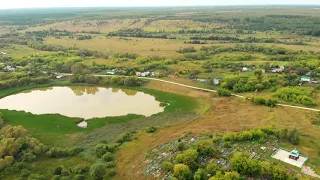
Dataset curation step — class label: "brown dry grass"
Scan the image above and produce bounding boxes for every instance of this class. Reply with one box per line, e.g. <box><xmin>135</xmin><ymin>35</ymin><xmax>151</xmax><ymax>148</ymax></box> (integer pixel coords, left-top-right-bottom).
<box><xmin>115</xmin><ymin>82</ymin><xmax>320</xmax><ymax>180</ymax></box>
<box><xmin>45</xmin><ymin>36</ymin><xmax>209</xmax><ymax>57</ymax></box>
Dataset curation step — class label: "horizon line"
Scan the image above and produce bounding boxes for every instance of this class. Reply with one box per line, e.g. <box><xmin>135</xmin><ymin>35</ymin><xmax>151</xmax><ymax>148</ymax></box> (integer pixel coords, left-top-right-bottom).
<box><xmin>1</xmin><ymin>4</ymin><xmax>320</xmax><ymax>10</ymax></box>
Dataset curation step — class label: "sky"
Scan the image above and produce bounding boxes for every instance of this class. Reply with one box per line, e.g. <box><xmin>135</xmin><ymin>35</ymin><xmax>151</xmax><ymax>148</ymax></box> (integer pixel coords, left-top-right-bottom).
<box><xmin>0</xmin><ymin>0</ymin><xmax>319</xmax><ymax>9</ymax></box>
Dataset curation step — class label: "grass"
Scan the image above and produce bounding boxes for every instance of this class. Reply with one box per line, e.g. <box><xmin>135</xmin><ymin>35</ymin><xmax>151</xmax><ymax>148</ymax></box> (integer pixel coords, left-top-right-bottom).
<box><xmin>115</xmin><ymin>90</ymin><xmax>320</xmax><ymax>179</ymax></box>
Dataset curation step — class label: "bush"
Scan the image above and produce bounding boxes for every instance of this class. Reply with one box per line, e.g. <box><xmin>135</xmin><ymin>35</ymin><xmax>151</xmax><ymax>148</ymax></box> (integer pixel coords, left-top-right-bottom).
<box><xmin>52</xmin><ymin>175</ymin><xmax>61</xmax><ymax>180</ymax></box>
<box><xmin>194</xmin><ymin>168</ymin><xmax>206</xmax><ymax>180</ymax></box>
<box><xmin>116</xmin><ymin>132</ymin><xmax>132</xmax><ymax>144</ymax></box>
<box><xmin>176</xmin><ymin>149</ymin><xmax>198</xmax><ymax>167</ymax></box>
<box><xmin>195</xmin><ymin>140</ymin><xmax>215</xmax><ymax>156</ymax></box>
<box><xmin>206</xmin><ymin>163</ymin><xmax>219</xmax><ymax>176</ymax></box>
<box><xmin>28</xmin><ymin>174</ymin><xmax>46</xmax><ymax>180</ymax></box>
<box><xmin>20</xmin><ymin>169</ymin><xmax>31</xmax><ymax>178</ymax></box>
<box><xmin>73</xmin><ymin>175</ymin><xmax>85</xmax><ymax>180</ymax></box>
<box><xmin>72</xmin><ymin>165</ymin><xmax>89</xmax><ymax>174</ymax></box>
<box><xmin>162</xmin><ymin>161</ymin><xmax>174</xmax><ymax>172</ymax></box>
<box><xmin>89</xmin><ymin>163</ymin><xmax>106</xmax><ymax>180</ymax></box>
<box><xmin>274</xmin><ymin>86</ymin><xmax>315</xmax><ymax>106</ymax></box>
<box><xmin>94</xmin><ymin>143</ymin><xmax>109</xmax><ymax>158</ymax></box>
<box><xmin>53</xmin><ymin>166</ymin><xmax>63</xmax><ymax>175</ymax></box>
<box><xmin>146</xmin><ymin>127</ymin><xmax>157</xmax><ymax>133</ymax></box>
<box><xmin>177</xmin><ymin>142</ymin><xmax>189</xmax><ymax>151</ymax></box>
<box><xmin>105</xmin><ymin>161</ymin><xmax>116</xmax><ymax>168</ymax></box>
<box><xmin>217</xmin><ymin>88</ymin><xmax>232</xmax><ymax>97</ymax></box>
<box><xmin>107</xmin><ymin>168</ymin><xmax>117</xmax><ymax>177</ymax></box>
<box><xmin>173</xmin><ymin>164</ymin><xmax>192</xmax><ymax>180</ymax></box>
<box><xmin>102</xmin><ymin>152</ymin><xmax>115</xmax><ymax>162</ymax></box>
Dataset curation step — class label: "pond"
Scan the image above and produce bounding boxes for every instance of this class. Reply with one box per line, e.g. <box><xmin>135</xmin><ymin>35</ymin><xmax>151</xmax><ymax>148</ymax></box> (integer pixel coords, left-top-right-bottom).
<box><xmin>0</xmin><ymin>86</ymin><xmax>164</xmax><ymax>120</ymax></box>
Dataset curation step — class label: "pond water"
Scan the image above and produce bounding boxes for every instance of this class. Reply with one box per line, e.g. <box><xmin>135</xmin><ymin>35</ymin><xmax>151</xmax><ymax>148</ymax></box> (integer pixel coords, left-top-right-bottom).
<box><xmin>0</xmin><ymin>86</ymin><xmax>164</xmax><ymax>120</ymax></box>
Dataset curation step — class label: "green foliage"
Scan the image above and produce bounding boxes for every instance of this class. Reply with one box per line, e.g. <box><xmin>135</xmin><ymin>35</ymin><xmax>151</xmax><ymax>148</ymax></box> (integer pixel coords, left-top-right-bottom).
<box><xmin>146</xmin><ymin>127</ymin><xmax>157</xmax><ymax>133</ymax></box>
<box><xmin>173</xmin><ymin>164</ymin><xmax>192</xmax><ymax>180</ymax></box>
<box><xmin>177</xmin><ymin>142</ymin><xmax>189</xmax><ymax>151</ymax></box>
<box><xmin>116</xmin><ymin>132</ymin><xmax>133</xmax><ymax>144</ymax></box>
<box><xmin>107</xmin><ymin>168</ymin><xmax>117</xmax><ymax>177</ymax></box>
<box><xmin>194</xmin><ymin>168</ymin><xmax>206</xmax><ymax>180</ymax></box>
<box><xmin>89</xmin><ymin>163</ymin><xmax>106</xmax><ymax>180</ymax></box>
<box><xmin>176</xmin><ymin>149</ymin><xmax>198</xmax><ymax>167</ymax></box>
<box><xmin>274</xmin><ymin>86</ymin><xmax>316</xmax><ymax>106</ymax></box>
<box><xmin>217</xmin><ymin>88</ymin><xmax>232</xmax><ymax>97</ymax></box>
<box><xmin>206</xmin><ymin>163</ymin><xmax>219</xmax><ymax>176</ymax></box>
<box><xmin>195</xmin><ymin>140</ymin><xmax>215</xmax><ymax>156</ymax></box>
<box><xmin>162</xmin><ymin>161</ymin><xmax>174</xmax><ymax>172</ymax></box>
<box><xmin>102</xmin><ymin>152</ymin><xmax>115</xmax><ymax>162</ymax></box>
<box><xmin>71</xmin><ymin>165</ymin><xmax>89</xmax><ymax>174</ymax></box>
<box><xmin>28</xmin><ymin>174</ymin><xmax>47</xmax><ymax>180</ymax></box>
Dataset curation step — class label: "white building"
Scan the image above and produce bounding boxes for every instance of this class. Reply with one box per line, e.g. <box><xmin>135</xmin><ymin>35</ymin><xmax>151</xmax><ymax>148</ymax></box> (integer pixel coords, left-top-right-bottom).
<box><xmin>242</xmin><ymin>67</ymin><xmax>249</xmax><ymax>72</ymax></box>
<box><xmin>3</xmin><ymin>65</ymin><xmax>16</xmax><ymax>72</ymax></box>
<box><xmin>106</xmin><ymin>69</ymin><xmax>116</xmax><ymax>75</ymax></box>
<box><xmin>213</xmin><ymin>78</ymin><xmax>221</xmax><ymax>85</ymax></box>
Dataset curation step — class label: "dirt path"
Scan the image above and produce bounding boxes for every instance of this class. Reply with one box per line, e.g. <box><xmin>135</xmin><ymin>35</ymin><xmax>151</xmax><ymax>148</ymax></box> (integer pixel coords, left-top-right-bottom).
<box><xmin>62</xmin><ymin>73</ymin><xmax>320</xmax><ymax>112</ymax></box>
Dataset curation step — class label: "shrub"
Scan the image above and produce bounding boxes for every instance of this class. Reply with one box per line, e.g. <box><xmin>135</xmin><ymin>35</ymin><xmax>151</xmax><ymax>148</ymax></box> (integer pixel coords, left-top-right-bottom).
<box><xmin>72</xmin><ymin>165</ymin><xmax>89</xmax><ymax>174</ymax></box>
<box><xmin>89</xmin><ymin>163</ymin><xmax>106</xmax><ymax>180</ymax></box>
<box><xmin>222</xmin><ymin>141</ymin><xmax>232</xmax><ymax>148</ymax></box>
<box><xmin>102</xmin><ymin>152</ymin><xmax>114</xmax><ymax>162</ymax></box>
<box><xmin>116</xmin><ymin>132</ymin><xmax>132</xmax><ymax>144</ymax></box>
<box><xmin>176</xmin><ymin>149</ymin><xmax>198</xmax><ymax>167</ymax></box>
<box><xmin>20</xmin><ymin>169</ymin><xmax>31</xmax><ymax>178</ymax></box>
<box><xmin>107</xmin><ymin>168</ymin><xmax>117</xmax><ymax>177</ymax></box>
<box><xmin>217</xmin><ymin>88</ymin><xmax>232</xmax><ymax>97</ymax></box>
<box><xmin>73</xmin><ymin>175</ymin><xmax>85</xmax><ymax>180</ymax></box>
<box><xmin>173</xmin><ymin>164</ymin><xmax>192</xmax><ymax>180</ymax></box>
<box><xmin>94</xmin><ymin>143</ymin><xmax>109</xmax><ymax>158</ymax></box>
<box><xmin>28</xmin><ymin>174</ymin><xmax>46</xmax><ymax>180</ymax></box>
<box><xmin>194</xmin><ymin>168</ymin><xmax>206</xmax><ymax>180</ymax></box>
<box><xmin>162</xmin><ymin>161</ymin><xmax>174</xmax><ymax>172</ymax></box>
<box><xmin>177</xmin><ymin>142</ymin><xmax>189</xmax><ymax>151</ymax></box>
<box><xmin>274</xmin><ymin>86</ymin><xmax>315</xmax><ymax>106</ymax></box>
<box><xmin>146</xmin><ymin>127</ymin><xmax>157</xmax><ymax>133</ymax></box>
<box><xmin>206</xmin><ymin>163</ymin><xmax>219</xmax><ymax>176</ymax></box>
<box><xmin>195</xmin><ymin>140</ymin><xmax>215</xmax><ymax>156</ymax></box>
<box><xmin>53</xmin><ymin>166</ymin><xmax>63</xmax><ymax>175</ymax></box>
<box><xmin>52</xmin><ymin>175</ymin><xmax>61</xmax><ymax>180</ymax></box>
<box><xmin>105</xmin><ymin>161</ymin><xmax>116</xmax><ymax>168</ymax></box>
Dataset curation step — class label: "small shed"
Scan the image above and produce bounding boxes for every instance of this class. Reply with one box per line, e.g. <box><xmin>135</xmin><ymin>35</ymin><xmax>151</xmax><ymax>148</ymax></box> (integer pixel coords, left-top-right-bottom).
<box><xmin>242</xmin><ymin>67</ymin><xmax>249</xmax><ymax>72</ymax></box>
<box><xmin>106</xmin><ymin>69</ymin><xmax>116</xmax><ymax>75</ymax></box>
<box><xmin>300</xmin><ymin>76</ymin><xmax>311</xmax><ymax>82</ymax></box>
<box><xmin>289</xmin><ymin>149</ymin><xmax>300</xmax><ymax>160</ymax></box>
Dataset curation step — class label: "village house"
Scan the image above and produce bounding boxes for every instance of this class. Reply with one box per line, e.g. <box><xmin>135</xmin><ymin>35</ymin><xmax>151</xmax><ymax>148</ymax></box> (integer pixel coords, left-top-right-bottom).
<box><xmin>3</xmin><ymin>65</ymin><xmax>17</xmax><ymax>72</ymax></box>
<box><xmin>136</xmin><ymin>71</ymin><xmax>155</xmax><ymax>77</ymax></box>
<box><xmin>106</xmin><ymin>69</ymin><xmax>116</xmax><ymax>75</ymax></box>
<box><xmin>300</xmin><ymin>76</ymin><xmax>311</xmax><ymax>83</ymax></box>
<box><xmin>0</xmin><ymin>52</ymin><xmax>7</xmax><ymax>55</ymax></box>
<box><xmin>196</xmin><ymin>79</ymin><xmax>207</xmax><ymax>83</ymax></box>
<box><xmin>271</xmin><ymin>66</ymin><xmax>285</xmax><ymax>73</ymax></box>
<box><xmin>242</xmin><ymin>67</ymin><xmax>249</xmax><ymax>72</ymax></box>
<box><xmin>213</xmin><ymin>78</ymin><xmax>221</xmax><ymax>85</ymax></box>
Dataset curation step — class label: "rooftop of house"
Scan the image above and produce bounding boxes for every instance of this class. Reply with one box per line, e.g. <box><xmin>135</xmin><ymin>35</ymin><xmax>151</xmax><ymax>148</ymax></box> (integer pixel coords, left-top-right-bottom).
<box><xmin>289</xmin><ymin>149</ymin><xmax>300</xmax><ymax>157</ymax></box>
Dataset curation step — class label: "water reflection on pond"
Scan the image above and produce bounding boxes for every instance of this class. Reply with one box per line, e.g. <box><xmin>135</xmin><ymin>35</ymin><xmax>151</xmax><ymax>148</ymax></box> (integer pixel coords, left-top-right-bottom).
<box><xmin>0</xmin><ymin>86</ymin><xmax>164</xmax><ymax>119</ymax></box>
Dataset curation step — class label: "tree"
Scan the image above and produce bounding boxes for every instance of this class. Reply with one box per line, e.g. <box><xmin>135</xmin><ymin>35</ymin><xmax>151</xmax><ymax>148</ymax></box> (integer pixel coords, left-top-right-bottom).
<box><xmin>0</xmin><ymin>138</ymin><xmax>22</xmax><ymax>157</ymax></box>
<box><xmin>71</xmin><ymin>63</ymin><xmax>89</xmax><ymax>75</ymax></box>
<box><xmin>102</xmin><ymin>152</ymin><xmax>114</xmax><ymax>162</ymax></box>
<box><xmin>89</xmin><ymin>163</ymin><xmax>106</xmax><ymax>180</ymax></box>
<box><xmin>254</xmin><ymin>69</ymin><xmax>263</xmax><ymax>82</ymax></box>
<box><xmin>173</xmin><ymin>164</ymin><xmax>192</xmax><ymax>180</ymax></box>
<box><xmin>162</xmin><ymin>161</ymin><xmax>174</xmax><ymax>172</ymax></box>
<box><xmin>176</xmin><ymin>149</ymin><xmax>198</xmax><ymax>167</ymax></box>
<box><xmin>195</xmin><ymin>140</ymin><xmax>215</xmax><ymax>156</ymax></box>
<box><xmin>230</xmin><ymin>152</ymin><xmax>260</xmax><ymax>175</ymax></box>
<box><xmin>206</xmin><ymin>163</ymin><xmax>219</xmax><ymax>176</ymax></box>
<box><xmin>217</xmin><ymin>88</ymin><xmax>232</xmax><ymax>97</ymax></box>
<box><xmin>194</xmin><ymin>168</ymin><xmax>206</xmax><ymax>180</ymax></box>
<box><xmin>224</xmin><ymin>171</ymin><xmax>240</xmax><ymax>180</ymax></box>
<box><xmin>123</xmin><ymin>76</ymin><xmax>141</xmax><ymax>86</ymax></box>
<box><xmin>84</xmin><ymin>74</ymin><xmax>100</xmax><ymax>84</ymax></box>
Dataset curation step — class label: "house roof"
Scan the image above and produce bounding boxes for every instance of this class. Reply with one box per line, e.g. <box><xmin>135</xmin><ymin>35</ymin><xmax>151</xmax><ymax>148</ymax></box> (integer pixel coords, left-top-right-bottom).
<box><xmin>289</xmin><ymin>149</ymin><xmax>299</xmax><ymax>157</ymax></box>
<box><xmin>301</xmin><ymin>76</ymin><xmax>310</xmax><ymax>79</ymax></box>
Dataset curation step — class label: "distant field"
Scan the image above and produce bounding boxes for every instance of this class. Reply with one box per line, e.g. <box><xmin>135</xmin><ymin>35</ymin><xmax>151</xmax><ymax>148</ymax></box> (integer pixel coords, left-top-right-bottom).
<box><xmin>45</xmin><ymin>36</ymin><xmax>209</xmax><ymax>57</ymax></box>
